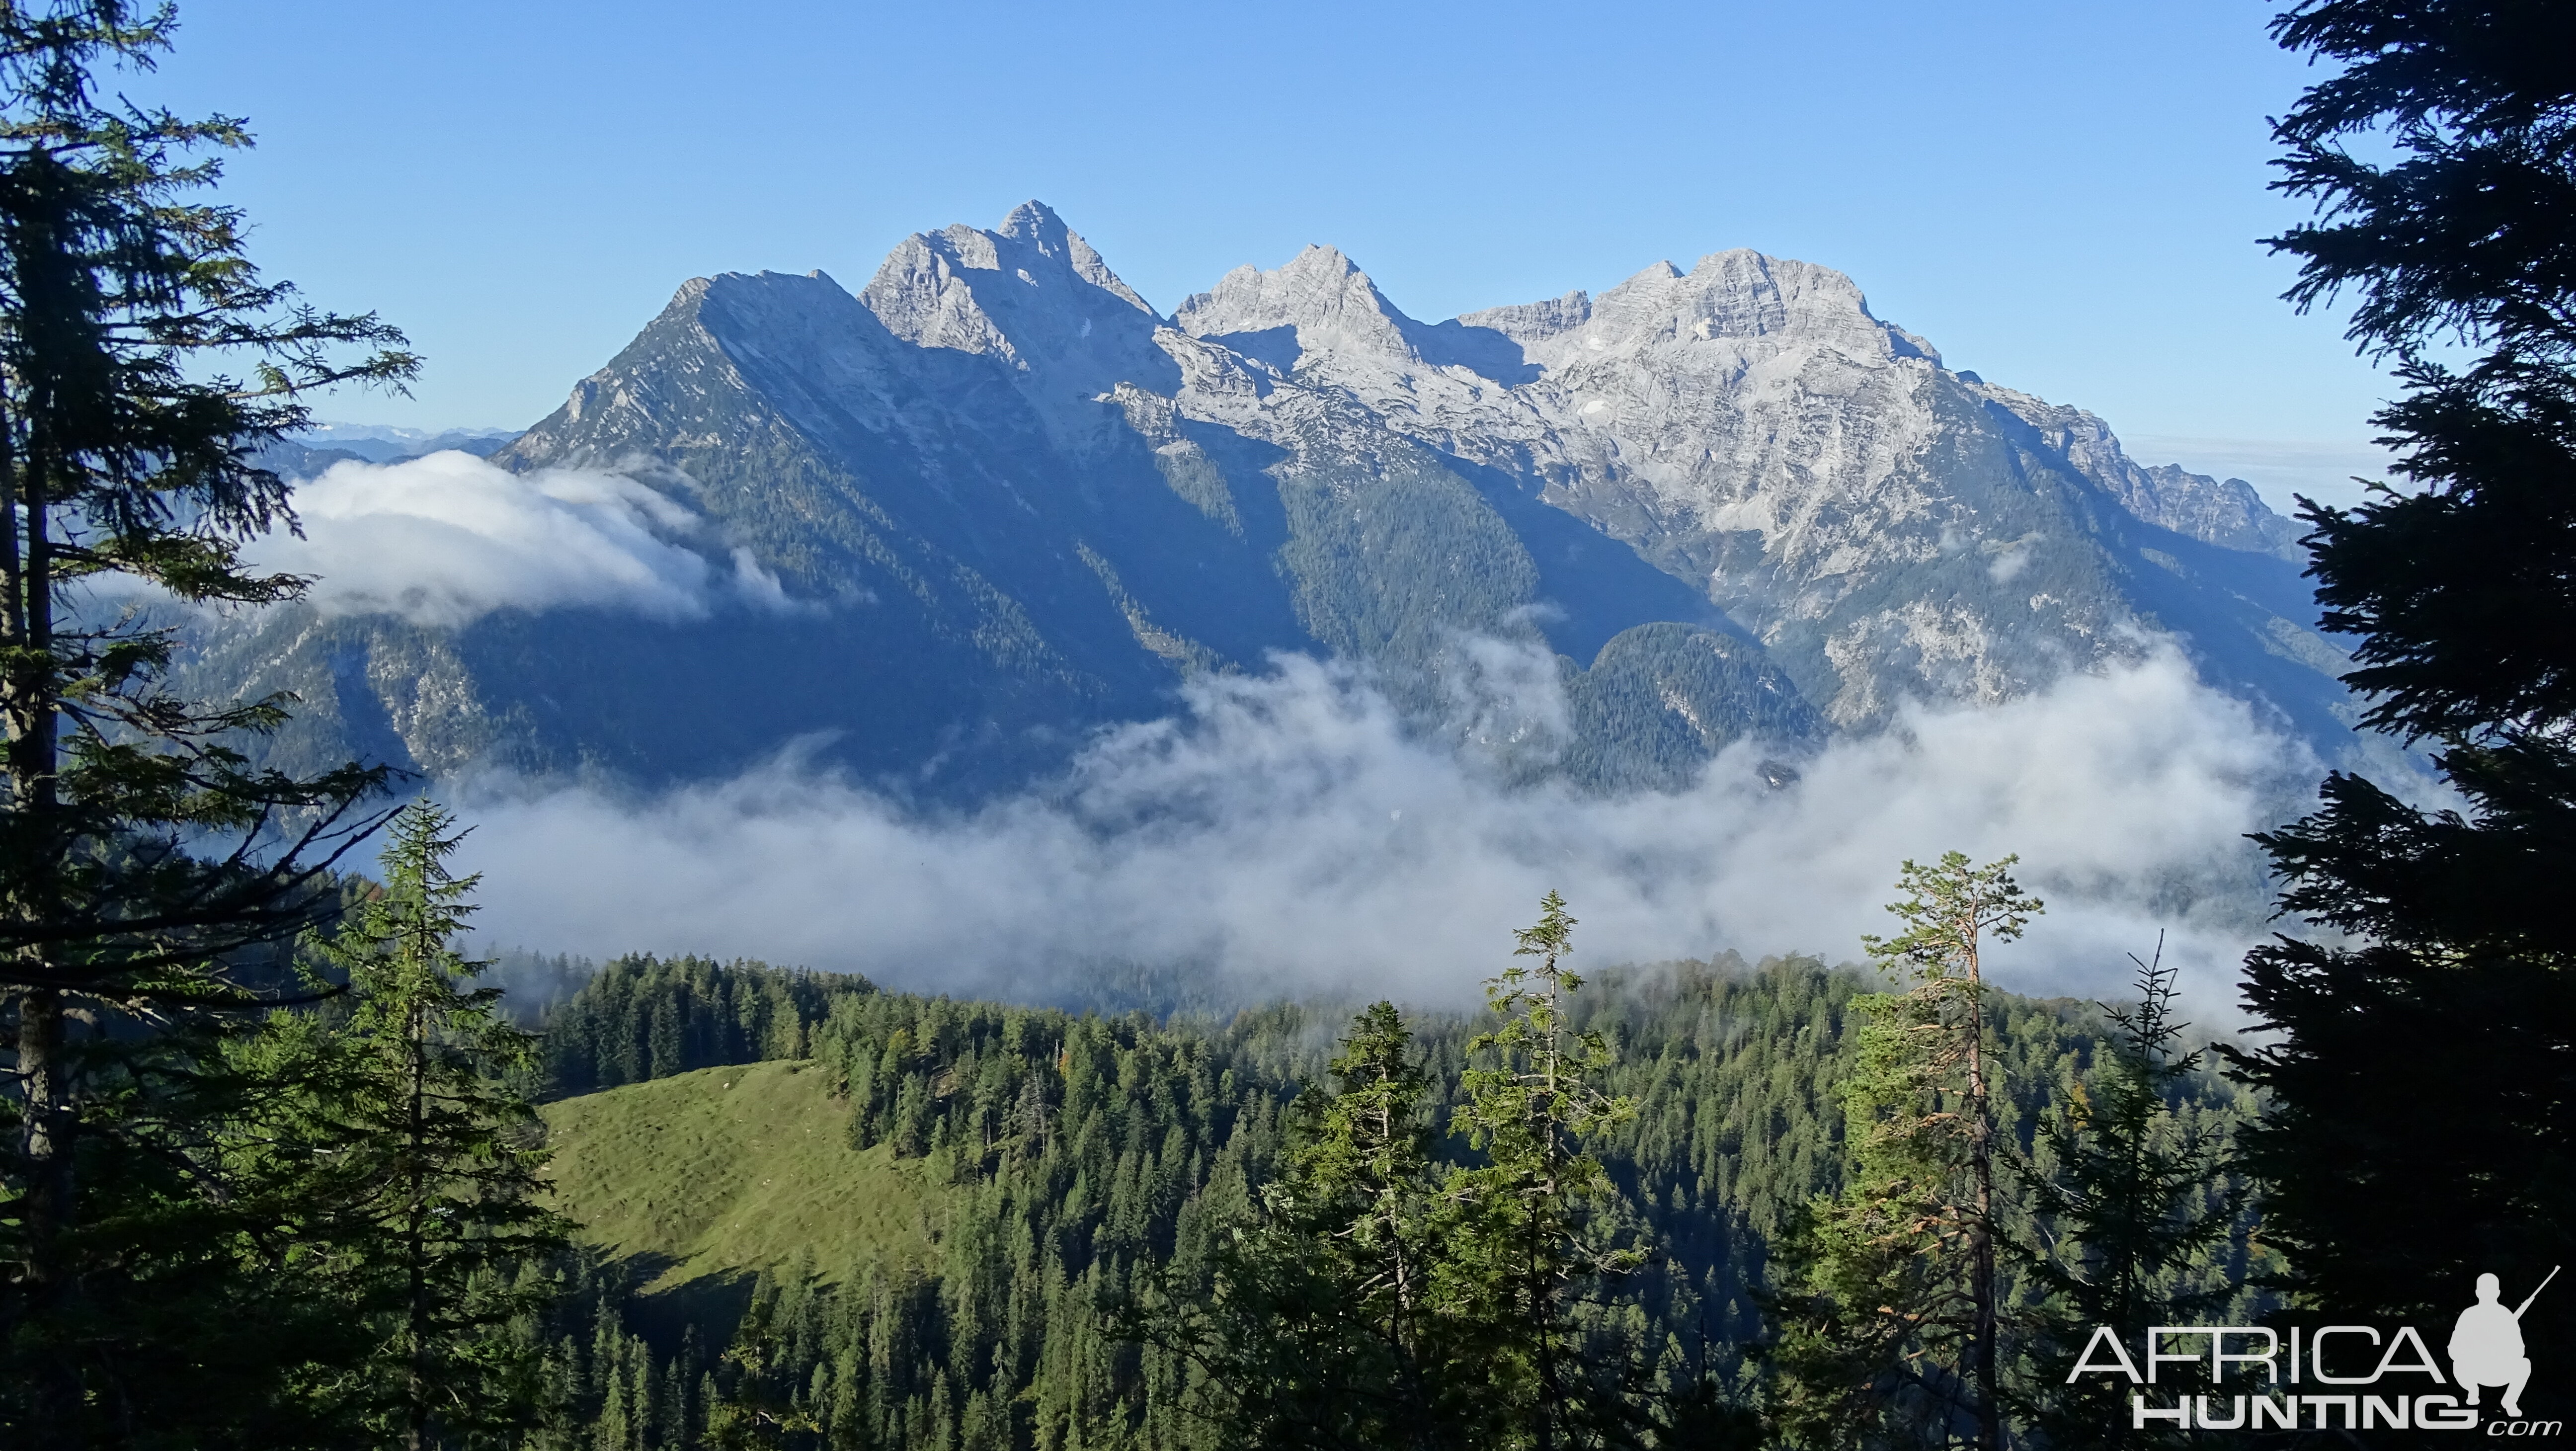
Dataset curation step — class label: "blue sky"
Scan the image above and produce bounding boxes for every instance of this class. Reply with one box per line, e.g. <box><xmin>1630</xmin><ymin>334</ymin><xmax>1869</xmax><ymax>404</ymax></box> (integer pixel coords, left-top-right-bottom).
<box><xmin>152</xmin><ymin>0</ymin><xmax>2395</xmax><ymax>504</ymax></box>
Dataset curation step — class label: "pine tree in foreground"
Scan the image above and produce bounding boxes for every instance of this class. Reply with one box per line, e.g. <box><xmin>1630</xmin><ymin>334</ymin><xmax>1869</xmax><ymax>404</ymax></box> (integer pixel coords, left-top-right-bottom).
<box><xmin>2010</xmin><ymin>940</ymin><xmax>2243</xmax><ymax>1451</ymax></box>
<box><xmin>1139</xmin><ymin>1000</ymin><xmax>1453</xmax><ymax>1451</ymax></box>
<box><xmin>1134</xmin><ymin>895</ymin><xmax>1650</xmax><ymax>1451</ymax></box>
<box><xmin>2228</xmin><ymin>0</ymin><xmax>2576</xmax><ymax>1373</ymax></box>
<box><xmin>1441</xmin><ymin>890</ymin><xmax>1646</xmax><ymax>1451</ymax></box>
<box><xmin>1767</xmin><ymin>853</ymin><xmax>2037</xmax><ymax>1451</ymax></box>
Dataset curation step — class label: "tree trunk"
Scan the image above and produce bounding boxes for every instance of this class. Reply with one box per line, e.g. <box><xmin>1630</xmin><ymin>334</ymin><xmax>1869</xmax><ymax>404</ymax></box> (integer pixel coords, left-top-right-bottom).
<box><xmin>8</xmin><ymin>435</ymin><xmax>77</xmax><ymax>1449</ymax></box>
<box><xmin>406</xmin><ymin>996</ymin><xmax>430</xmax><ymax>1451</ymax></box>
<box><xmin>1531</xmin><ymin>1224</ymin><xmax>1557</xmax><ymax>1451</ymax></box>
<box><xmin>1965</xmin><ymin>925</ymin><xmax>1999</xmax><ymax>1451</ymax></box>
<box><xmin>15</xmin><ymin>985</ymin><xmax>77</xmax><ymax>1449</ymax></box>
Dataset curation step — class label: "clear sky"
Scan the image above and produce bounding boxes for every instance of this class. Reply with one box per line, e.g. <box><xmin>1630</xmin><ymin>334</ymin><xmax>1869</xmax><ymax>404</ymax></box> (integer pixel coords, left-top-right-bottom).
<box><xmin>146</xmin><ymin>0</ymin><xmax>2398</xmax><ymax>505</ymax></box>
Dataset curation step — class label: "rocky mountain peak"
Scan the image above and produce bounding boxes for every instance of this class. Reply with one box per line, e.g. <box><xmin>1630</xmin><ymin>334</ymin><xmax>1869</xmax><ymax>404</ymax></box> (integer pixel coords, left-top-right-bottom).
<box><xmin>229</xmin><ymin>200</ymin><xmax>2363</xmax><ymax>804</ymax></box>
<box><xmin>1468</xmin><ymin>249</ymin><xmax>1933</xmax><ymax>371</ymax></box>
<box><xmin>1173</xmin><ymin>244</ymin><xmax>1419</xmax><ymax>364</ymax></box>
<box><xmin>993</xmin><ymin>199</ymin><xmax>1153</xmax><ymax>316</ymax></box>
<box><xmin>997</xmin><ymin>198</ymin><xmax>1066</xmax><ymax>243</ymax></box>
<box><xmin>857</xmin><ymin>199</ymin><xmax>1172</xmax><ymax>403</ymax></box>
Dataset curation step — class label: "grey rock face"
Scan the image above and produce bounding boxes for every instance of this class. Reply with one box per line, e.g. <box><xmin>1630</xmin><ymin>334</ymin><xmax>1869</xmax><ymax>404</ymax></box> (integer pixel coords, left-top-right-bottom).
<box><xmin>1159</xmin><ymin>238</ymin><xmax>2332</xmax><ymax>737</ymax></box>
<box><xmin>1963</xmin><ymin>382</ymin><xmax>2303</xmax><ymax>560</ymax></box>
<box><xmin>860</xmin><ymin>200</ymin><xmax>1176</xmax><ymax>428</ymax></box>
<box><xmin>189</xmin><ymin>200</ymin><xmax>2348</xmax><ymax>795</ymax></box>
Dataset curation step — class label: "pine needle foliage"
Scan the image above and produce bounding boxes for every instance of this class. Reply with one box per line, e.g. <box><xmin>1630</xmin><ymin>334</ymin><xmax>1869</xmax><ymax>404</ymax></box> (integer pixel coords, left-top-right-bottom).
<box><xmin>281</xmin><ymin>802</ymin><xmax>569</xmax><ymax>1448</ymax></box>
<box><xmin>707</xmin><ymin>1285</ymin><xmax>823</xmax><ymax>1451</ymax></box>
<box><xmin>2232</xmin><ymin>0</ymin><xmax>2576</xmax><ymax>1367</ymax></box>
<box><xmin>1125</xmin><ymin>895</ymin><xmax>1653</xmax><ymax>1451</ymax></box>
<box><xmin>1441</xmin><ymin>891</ymin><xmax>1647</xmax><ymax>1451</ymax></box>
<box><xmin>1136</xmin><ymin>1000</ymin><xmax>1456</xmax><ymax>1451</ymax></box>
<box><xmin>1768</xmin><ymin>853</ymin><xmax>2038</xmax><ymax>1451</ymax></box>
<box><xmin>0</xmin><ymin>3</ymin><xmax>414</xmax><ymax>1442</ymax></box>
<box><xmin>2009</xmin><ymin>941</ymin><xmax>2241</xmax><ymax>1451</ymax></box>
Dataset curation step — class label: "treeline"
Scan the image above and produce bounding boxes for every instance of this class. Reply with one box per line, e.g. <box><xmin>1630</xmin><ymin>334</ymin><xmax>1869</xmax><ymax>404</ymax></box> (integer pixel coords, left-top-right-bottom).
<box><xmin>520</xmin><ymin>919</ymin><xmax>2263</xmax><ymax>1449</ymax></box>
<box><xmin>541</xmin><ymin>955</ymin><xmax>874</xmax><ymax>1095</ymax></box>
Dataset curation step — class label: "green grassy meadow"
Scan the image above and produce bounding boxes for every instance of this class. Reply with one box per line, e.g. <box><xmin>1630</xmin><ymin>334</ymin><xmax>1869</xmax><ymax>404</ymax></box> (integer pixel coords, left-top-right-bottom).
<box><xmin>540</xmin><ymin>1059</ymin><xmax>950</xmax><ymax>1292</ymax></box>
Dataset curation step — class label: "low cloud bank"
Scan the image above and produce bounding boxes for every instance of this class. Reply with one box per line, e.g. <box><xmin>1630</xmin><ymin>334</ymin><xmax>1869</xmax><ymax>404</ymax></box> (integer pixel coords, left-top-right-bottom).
<box><xmin>243</xmin><ymin>452</ymin><xmax>790</xmax><ymax>628</ymax></box>
<box><xmin>450</xmin><ymin>643</ymin><xmax>2316</xmax><ymax>1016</ymax></box>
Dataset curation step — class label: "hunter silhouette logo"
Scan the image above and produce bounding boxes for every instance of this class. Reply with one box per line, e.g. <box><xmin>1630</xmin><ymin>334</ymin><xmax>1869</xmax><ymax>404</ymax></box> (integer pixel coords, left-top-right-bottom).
<box><xmin>2456</xmin><ymin>1267</ymin><xmax>2558</xmax><ymax>1420</ymax></box>
<box><xmin>2069</xmin><ymin>1266</ymin><xmax>2565</xmax><ymax>1434</ymax></box>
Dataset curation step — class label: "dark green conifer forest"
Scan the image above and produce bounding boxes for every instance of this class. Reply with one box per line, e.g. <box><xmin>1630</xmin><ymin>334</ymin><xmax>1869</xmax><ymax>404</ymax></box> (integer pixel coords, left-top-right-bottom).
<box><xmin>514</xmin><ymin>940</ymin><xmax>2265</xmax><ymax>1451</ymax></box>
<box><xmin>1</xmin><ymin>0</ymin><xmax>2568</xmax><ymax>1445</ymax></box>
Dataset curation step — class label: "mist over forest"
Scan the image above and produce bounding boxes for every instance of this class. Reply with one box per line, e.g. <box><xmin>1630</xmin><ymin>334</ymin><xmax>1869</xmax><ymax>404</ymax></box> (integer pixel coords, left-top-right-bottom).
<box><xmin>449</xmin><ymin>638</ymin><xmax>2309</xmax><ymax>1012</ymax></box>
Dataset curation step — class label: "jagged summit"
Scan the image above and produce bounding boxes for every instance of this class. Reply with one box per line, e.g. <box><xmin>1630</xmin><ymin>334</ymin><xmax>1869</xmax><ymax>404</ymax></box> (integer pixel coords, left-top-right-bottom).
<box><xmin>996</xmin><ymin>199</ymin><xmax>1062</xmax><ymax>241</ymax></box>
<box><xmin>196</xmin><ymin>201</ymin><xmax>2348</xmax><ymax>797</ymax></box>
<box><xmin>1175</xmin><ymin>244</ymin><xmax>1418</xmax><ymax>362</ymax></box>
<box><xmin>1464</xmin><ymin>249</ymin><xmax>1938</xmax><ymax>368</ymax></box>
<box><xmin>858</xmin><ymin>199</ymin><xmax>1171</xmax><ymax>405</ymax></box>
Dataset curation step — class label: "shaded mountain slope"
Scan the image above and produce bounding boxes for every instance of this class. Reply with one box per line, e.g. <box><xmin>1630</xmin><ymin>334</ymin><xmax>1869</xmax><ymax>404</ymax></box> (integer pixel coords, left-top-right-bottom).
<box><xmin>182</xmin><ymin>201</ymin><xmax>2351</xmax><ymax>795</ymax></box>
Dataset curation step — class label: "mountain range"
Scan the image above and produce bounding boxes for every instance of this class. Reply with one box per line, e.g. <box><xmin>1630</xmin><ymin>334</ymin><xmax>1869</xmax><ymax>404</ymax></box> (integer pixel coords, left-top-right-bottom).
<box><xmin>189</xmin><ymin>201</ymin><xmax>2352</xmax><ymax>797</ymax></box>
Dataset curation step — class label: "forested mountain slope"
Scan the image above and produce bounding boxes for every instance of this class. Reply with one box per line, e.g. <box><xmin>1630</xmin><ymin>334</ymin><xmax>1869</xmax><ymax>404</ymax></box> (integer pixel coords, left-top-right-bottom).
<box><xmin>179</xmin><ymin>203</ymin><xmax>2352</xmax><ymax>798</ymax></box>
<box><xmin>526</xmin><ymin>956</ymin><xmax>2261</xmax><ymax>1450</ymax></box>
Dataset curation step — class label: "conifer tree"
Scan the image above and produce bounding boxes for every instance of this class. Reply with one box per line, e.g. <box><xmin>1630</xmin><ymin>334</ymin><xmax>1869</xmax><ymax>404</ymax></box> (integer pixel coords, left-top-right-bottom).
<box><xmin>1138</xmin><ymin>904</ymin><xmax>1650</xmax><ymax>1451</ymax></box>
<box><xmin>1769</xmin><ymin>853</ymin><xmax>2038</xmax><ymax>1451</ymax></box>
<box><xmin>706</xmin><ymin>1284</ymin><xmax>819</xmax><ymax>1451</ymax></box>
<box><xmin>1152</xmin><ymin>1000</ymin><xmax>1454</xmax><ymax>1451</ymax></box>
<box><xmin>1442</xmin><ymin>890</ymin><xmax>1644</xmax><ymax>1451</ymax></box>
<box><xmin>1267</xmin><ymin>999</ymin><xmax>1459</xmax><ymax>1447</ymax></box>
<box><xmin>2011</xmin><ymin>942</ymin><xmax>2237</xmax><ymax>1450</ymax></box>
<box><xmin>0</xmin><ymin>2</ymin><xmax>413</xmax><ymax>1441</ymax></box>
<box><xmin>282</xmin><ymin>802</ymin><xmax>567</xmax><ymax>1448</ymax></box>
<box><xmin>1302</xmin><ymin>1001</ymin><xmax>1434</xmax><ymax>1340</ymax></box>
<box><xmin>2228</xmin><ymin>0</ymin><xmax>2576</xmax><ymax>1366</ymax></box>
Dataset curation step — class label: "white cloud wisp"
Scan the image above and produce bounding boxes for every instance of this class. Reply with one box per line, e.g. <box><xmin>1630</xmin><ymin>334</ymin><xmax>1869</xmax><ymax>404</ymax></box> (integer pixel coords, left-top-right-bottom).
<box><xmin>244</xmin><ymin>451</ymin><xmax>783</xmax><ymax>628</ymax></box>
<box><xmin>450</xmin><ymin>643</ymin><xmax>2315</xmax><ymax>1016</ymax></box>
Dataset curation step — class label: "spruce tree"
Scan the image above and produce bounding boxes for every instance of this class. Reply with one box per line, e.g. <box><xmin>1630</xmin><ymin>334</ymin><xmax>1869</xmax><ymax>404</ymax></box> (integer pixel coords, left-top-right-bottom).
<box><xmin>2011</xmin><ymin>942</ymin><xmax>2238</xmax><ymax>1450</ymax></box>
<box><xmin>0</xmin><ymin>2</ymin><xmax>413</xmax><ymax>1442</ymax></box>
<box><xmin>706</xmin><ymin>1284</ymin><xmax>819</xmax><ymax>1451</ymax></box>
<box><xmin>283</xmin><ymin>802</ymin><xmax>568</xmax><ymax>1449</ymax></box>
<box><xmin>1264</xmin><ymin>999</ymin><xmax>1458</xmax><ymax>1448</ymax></box>
<box><xmin>2227</xmin><ymin>0</ymin><xmax>2576</xmax><ymax>1375</ymax></box>
<box><xmin>1146</xmin><ymin>1001</ymin><xmax>1456</xmax><ymax>1451</ymax></box>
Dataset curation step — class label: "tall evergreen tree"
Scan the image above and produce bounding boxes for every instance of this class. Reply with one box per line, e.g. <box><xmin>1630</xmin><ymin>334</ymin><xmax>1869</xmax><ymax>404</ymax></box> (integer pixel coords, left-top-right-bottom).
<box><xmin>2011</xmin><ymin>942</ymin><xmax>2239</xmax><ymax>1450</ymax></box>
<box><xmin>281</xmin><ymin>802</ymin><xmax>567</xmax><ymax>1449</ymax></box>
<box><xmin>2228</xmin><ymin>0</ymin><xmax>2576</xmax><ymax>1380</ymax></box>
<box><xmin>705</xmin><ymin>1284</ymin><xmax>819</xmax><ymax>1451</ymax></box>
<box><xmin>1442</xmin><ymin>891</ymin><xmax>1644</xmax><ymax>1451</ymax></box>
<box><xmin>1142</xmin><ymin>1000</ymin><xmax>1460</xmax><ymax>1451</ymax></box>
<box><xmin>0</xmin><ymin>2</ymin><xmax>413</xmax><ymax>1442</ymax></box>
<box><xmin>1768</xmin><ymin>853</ymin><xmax>2038</xmax><ymax>1451</ymax></box>
<box><xmin>1139</xmin><ymin>900</ymin><xmax>1651</xmax><ymax>1451</ymax></box>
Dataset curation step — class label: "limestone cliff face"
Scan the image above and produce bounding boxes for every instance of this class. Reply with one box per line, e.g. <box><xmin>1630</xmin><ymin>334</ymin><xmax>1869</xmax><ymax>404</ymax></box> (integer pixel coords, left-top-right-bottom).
<box><xmin>1157</xmin><ymin>236</ymin><xmax>2332</xmax><ymax>735</ymax></box>
<box><xmin>191</xmin><ymin>201</ymin><xmax>2348</xmax><ymax>794</ymax></box>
